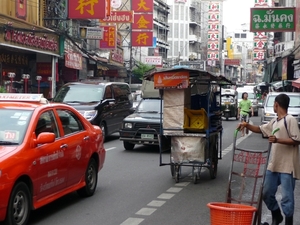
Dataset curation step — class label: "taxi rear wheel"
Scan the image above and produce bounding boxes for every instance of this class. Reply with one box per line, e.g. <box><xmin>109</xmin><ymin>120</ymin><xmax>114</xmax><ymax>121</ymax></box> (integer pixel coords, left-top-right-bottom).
<box><xmin>77</xmin><ymin>158</ymin><xmax>98</xmax><ymax>197</ymax></box>
<box><xmin>5</xmin><ymin>182</ymin><xmax>31</xmax><ymax>225</ymax></box>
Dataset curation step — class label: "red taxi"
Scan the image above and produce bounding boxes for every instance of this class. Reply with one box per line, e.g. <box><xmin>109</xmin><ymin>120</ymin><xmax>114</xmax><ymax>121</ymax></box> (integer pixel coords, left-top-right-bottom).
<box><xmin>0</xmin><ymin>94</ymin><xmax>106</xmax><ymax>225</ymax></box>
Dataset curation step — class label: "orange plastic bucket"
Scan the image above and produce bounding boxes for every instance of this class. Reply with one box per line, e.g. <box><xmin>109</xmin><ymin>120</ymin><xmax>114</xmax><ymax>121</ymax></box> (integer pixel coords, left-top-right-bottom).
<box><xmin>207</xmin><ymin>202</ymin><xmax>256</xmax><ymax>225</ymax></box>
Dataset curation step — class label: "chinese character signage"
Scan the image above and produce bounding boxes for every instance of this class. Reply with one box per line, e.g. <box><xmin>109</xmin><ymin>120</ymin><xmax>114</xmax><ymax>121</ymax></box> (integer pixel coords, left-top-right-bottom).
<box><xmin>294</xmin><ymin>0</ymin><xmax>300</xmax><ymax>59</ymax></box>
<box><xmin>68</xmin><ymin>0</ymin><xmax>109</xmax><ymax>19</ymax></box>
<box><xmin>132</xmin><ymin>31</ymin><xmax>153</xmax><ymax>47</ymax></box>
<box><xmin>252</xmin><ymin>1</ymin><xmax>267</xmax><ymax>63</ymax></box>
<box><xmin>254</xmin><ymin>0</ymin><xmax>268</xmax><ymax>7</ymax></box>
<box><xmin>131</xmin><ymin>0</ymin><xmax>153</xmax><ymax>47</ymax></box>
<box><xmin>132</xmin><ymin>14</ymin><xmax>153</xmax><ymax>30</ymax></box>
<box><xmin>100</xmin><ymin>26</ymin><xmax>116</xmax><ymax>49</ymax></box>
<box><xmin>250</xmin><ymin>7</ymin><xmax>295</xmax><ymax>32</ymax></box>
<box><xmin>132</xmin><ymin>0</ymin><xmax>153</xmax><ymax>13</ymax></box>
<box><xmin>100</xmin><ymin>11</ymin><xmax>134</xmax><ymax>23</ymax></box>
<box><xmin>207</xmin><ymin>2</ymin><xmax>220</xmax><ymax>64</ymax></box>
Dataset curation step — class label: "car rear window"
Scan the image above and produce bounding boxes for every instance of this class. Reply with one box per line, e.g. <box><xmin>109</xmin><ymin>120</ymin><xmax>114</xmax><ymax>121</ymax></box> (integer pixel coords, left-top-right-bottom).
<box><xmin>53</xmin><ymin>85</ymin><xmax>104</xmax><ymax>103</ymax></box>
<box><xmin>137</xmin><ymin>99</ymin><xmax>162</xmax><ymax>113</ymax></box>
<box><xmin>266</xmin><ymin>95</ymin><xmax>300</xmax><ymax>107</ymax></box>
<box><xmin>0</xmin><ymin>109</ymin><xmax>33</xmax><ymax>145</ymax></box>
<box><xmin>237</xmin><ymin>92</ymin><xmax>255</xmax><ymax>99</ymax></box>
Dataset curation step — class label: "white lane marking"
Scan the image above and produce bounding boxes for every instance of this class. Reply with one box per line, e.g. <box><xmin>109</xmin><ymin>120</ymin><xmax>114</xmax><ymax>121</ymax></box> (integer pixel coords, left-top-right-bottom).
<box><xmin>166</xmin><ymin>187</ymin><xmax>183</xmax><ymax>193</ymax></box>
<box><xmin>106</xmin><ymin>147</ymin><xmax>116</xmax><ymax>151</ymax></box>
<box><xmin>120</xmin><ymin>218</ymin><xmax>144</xmax><ymax>225</ymax></box>
<box><xmin>157</xmin><ymin>193</ymin><xmax>175</xmax><ymax>199</ymax></box>
<box><xmin>175</xmin><ymin>182</ymin><xmax>190</xmax><ymax>187</ymax></box>
<box><xmin>147</xmin><ymin>200</ymin><xmax>166</xmax><ymax>207</ymax></box>
<box><xmin>135</xmin><ymin>208</ymin><xmax>157</xmax><ymax>216</ymax></box>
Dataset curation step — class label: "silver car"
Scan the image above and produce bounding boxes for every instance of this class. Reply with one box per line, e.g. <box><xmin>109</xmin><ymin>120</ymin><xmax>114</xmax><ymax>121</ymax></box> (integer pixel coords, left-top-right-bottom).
<box><xmin>261</xmin><ymin>92</ymin><xmax>300</xmax><ymax>126</ymax></box>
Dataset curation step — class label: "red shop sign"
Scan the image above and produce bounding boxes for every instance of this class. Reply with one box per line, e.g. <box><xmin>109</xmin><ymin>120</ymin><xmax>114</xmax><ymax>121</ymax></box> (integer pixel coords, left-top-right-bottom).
<box><xmin>65</xmin><ymin>52</ymin><xmax>82</xmax><ymax>70</ymax></box>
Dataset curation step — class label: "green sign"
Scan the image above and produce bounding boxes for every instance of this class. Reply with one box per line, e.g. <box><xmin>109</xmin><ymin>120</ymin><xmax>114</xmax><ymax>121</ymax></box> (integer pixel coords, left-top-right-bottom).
<box><xmin>250</xmin><ymin>7</ymin><xmax>295</xmax><ymax>32</ymax></box>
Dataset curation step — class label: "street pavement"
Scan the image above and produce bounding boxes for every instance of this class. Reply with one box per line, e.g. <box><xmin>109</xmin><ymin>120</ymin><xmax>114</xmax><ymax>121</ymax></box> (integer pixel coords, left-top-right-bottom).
<box><xmin>236</xmin><ymin>118</ymin><xmax>300</xmax><ymax>225</ymax></box>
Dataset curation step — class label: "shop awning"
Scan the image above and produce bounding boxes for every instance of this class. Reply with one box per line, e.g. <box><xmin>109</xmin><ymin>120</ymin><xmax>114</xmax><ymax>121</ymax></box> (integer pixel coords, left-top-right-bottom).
<box><xmin>292</xmin><ymin>78</ymin><xmax>300</xmax><ymax>89</ymax></box>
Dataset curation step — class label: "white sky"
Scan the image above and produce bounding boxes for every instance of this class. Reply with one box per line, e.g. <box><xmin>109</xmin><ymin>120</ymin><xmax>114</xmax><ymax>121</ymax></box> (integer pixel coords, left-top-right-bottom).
<box><xmin>223</xmin><ymin>0</ymin><xmax>256</xmax><ymax>32</ymax></box>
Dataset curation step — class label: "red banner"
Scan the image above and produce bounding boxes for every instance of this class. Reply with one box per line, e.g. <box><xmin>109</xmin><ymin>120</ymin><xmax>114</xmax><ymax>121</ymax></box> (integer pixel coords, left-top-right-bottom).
<box><xmin>16</xmin><ymin>0</ymin><xmax>27</xmax><ymax>19</ymax></box>
<box><xmin>68</xmin><ymin>0</ymin><xmax>107</xmax><ymax>19</ymax></box>
<box><xmin>132</xmin><ymin>14</ymin><xmax>153</xmax><ymax>30</ymax></box>
<box><xmin>65</xmin><ymin>52</ymin><xmax>82</xmax><ymax>70</ymax></box>
<box><xmin>100</xmin><ymin>26</ymin><xmax>116</xmax><ymax>49</ymax></box>
<box><xmin>131</xmin><ymin>31</ymin><xmax>153</xmax><ymax>47</ymax></box>
<box><xmin>132</xmin><ymin>0</ymin><xmax>153</xmax><ymax>13</ymax></box>
<box><xmin>100</xmin><ymin>11</ymin><xmax>134</xmax><ymax>23</ymax></box>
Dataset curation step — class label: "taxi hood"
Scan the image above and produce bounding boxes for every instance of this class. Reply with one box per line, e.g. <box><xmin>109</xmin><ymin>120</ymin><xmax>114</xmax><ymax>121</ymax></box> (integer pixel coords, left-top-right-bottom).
<box><xmin>0</xmin><ymin>146</ymin><xmax>18</xmax><ymax>158</ymax></box>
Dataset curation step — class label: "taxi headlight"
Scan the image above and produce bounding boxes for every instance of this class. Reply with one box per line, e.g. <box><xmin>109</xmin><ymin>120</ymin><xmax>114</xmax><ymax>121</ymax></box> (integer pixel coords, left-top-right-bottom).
<box><xmin>83</xmin><ymin>110</ymin><xmax>97</xmax><ymax>121</ymax></box>
<box><xmin>124</xmin><ymin>123</ymin><xmax>133</xmax><ymax>129</ymax></box>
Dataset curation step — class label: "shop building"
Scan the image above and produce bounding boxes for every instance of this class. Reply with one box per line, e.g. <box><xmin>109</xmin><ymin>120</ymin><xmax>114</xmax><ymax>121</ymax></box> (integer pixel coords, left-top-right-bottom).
<box><xmin>0</xmin><ymin>12</ymin><xmax>60</xmax><ymax>97</ymax></box>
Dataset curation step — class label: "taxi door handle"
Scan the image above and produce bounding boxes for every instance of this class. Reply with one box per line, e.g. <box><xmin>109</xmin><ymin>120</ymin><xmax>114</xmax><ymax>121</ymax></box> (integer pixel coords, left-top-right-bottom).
<box><xmin>60</xmin><ymin>144</ymin><xmax>68</xmax><ymax>149</ymax></box>
<box><xmin>84</xmin><ymin>136</ymin><xmax>90</xmax><ymax>141</ymax></box>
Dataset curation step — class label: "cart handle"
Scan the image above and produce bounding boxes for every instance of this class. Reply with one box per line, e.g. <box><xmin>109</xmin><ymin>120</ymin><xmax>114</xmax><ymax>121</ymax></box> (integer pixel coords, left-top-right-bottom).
<box><xmin>234</xmin><ymin>127</ymin><xmax>280</xmax><ymax>138</ymax></box>
<box><xmin>272</xmin><ymin>128</ymin><xmax>280</xmax><ymax>135</ymax></box>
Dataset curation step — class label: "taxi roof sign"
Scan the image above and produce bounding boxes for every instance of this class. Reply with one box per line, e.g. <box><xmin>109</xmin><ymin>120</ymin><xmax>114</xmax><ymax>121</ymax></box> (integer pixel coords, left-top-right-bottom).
<box><xmin>0</xmin><ymin>93</ymin><xmax>45</xmax><ymax>102</ymax></box>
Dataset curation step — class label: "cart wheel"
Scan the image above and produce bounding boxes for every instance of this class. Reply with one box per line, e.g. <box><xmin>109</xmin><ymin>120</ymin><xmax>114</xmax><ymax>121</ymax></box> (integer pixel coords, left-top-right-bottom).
<box><xmin>175</xmin><ymin>172</ymin><xmax>180</xmax><ymax>183</ymax></box>
<box><xmin>174</xmin><ymin>165</ymin><xmax>180</xmax><ymax>183</ymax></box>
<box><xmin>193</xmin><ymin>173</ymin><xmax>198</xmax><ymax>184</ymax></box>
<box><xmin>209</xmin><ymin>162</ymin><xmax>218</xmax><ymax>179</ymax></box>
<box><xmin>170</xmin><ymin>164</ymin><xmax>175</xmax><ymax>178</ymax></box>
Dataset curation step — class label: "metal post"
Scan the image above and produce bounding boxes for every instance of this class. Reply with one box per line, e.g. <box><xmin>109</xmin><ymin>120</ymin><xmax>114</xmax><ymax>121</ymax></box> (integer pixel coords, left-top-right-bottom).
<box><xmin>22</xmin><ymin>74</ymin><xmax>30</xmax><ymax>93</ymax></box>
<box><xmin>36</xmin><ymin>76</ymin><xmax>42</xmax><ymax>94</ymax></box>
<box><xmin>129</xmin><ymin>46</ymin><xmax>132</xmax><ymax>84</ymax></box>
<box><xmin>8</xmin><ymin>72</ymin><xmax>15</xmax><ymax>93</ymax></box>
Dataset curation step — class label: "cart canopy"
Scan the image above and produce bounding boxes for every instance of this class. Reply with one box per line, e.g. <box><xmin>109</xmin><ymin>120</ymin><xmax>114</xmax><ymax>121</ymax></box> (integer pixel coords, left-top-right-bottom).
<box><xmin>145</xmin><ymin>68</ymin><xmax>234</xmax><ymax>86</ymax></box>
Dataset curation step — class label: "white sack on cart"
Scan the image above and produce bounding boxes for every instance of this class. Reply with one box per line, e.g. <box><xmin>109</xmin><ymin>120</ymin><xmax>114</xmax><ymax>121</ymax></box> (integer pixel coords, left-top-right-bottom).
<box><xmin>171</xmin><ymin>136</ymin><xmax>206</xmax><ymax>163</ymax></box>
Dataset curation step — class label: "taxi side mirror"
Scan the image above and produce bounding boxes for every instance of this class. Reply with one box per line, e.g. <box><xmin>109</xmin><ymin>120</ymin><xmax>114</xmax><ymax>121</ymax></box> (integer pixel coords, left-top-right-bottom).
<box><xmin>36</xmin><ymin>132</ymin><xmax>55</xmax><ymax>145</ymax></box>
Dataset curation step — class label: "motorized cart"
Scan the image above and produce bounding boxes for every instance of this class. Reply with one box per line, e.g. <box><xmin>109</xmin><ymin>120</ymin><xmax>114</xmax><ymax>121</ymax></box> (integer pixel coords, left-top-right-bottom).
<box><xmin>148</xmin><ymin>68</ymin><xmax>233</xmax><ymax>183</ymax></box>
<box><xmin>221</xmin><ymin>88</ymin><xmax>238</xmax><ymax>121</ymax></box>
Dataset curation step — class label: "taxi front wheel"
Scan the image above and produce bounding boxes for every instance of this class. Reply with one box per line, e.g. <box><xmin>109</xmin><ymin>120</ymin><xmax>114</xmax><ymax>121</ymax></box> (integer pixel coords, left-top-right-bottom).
<box><xmin>77</xmin><ymin>158</ymin><xmax>98</xmax><ymax>197</ymax></box>
<box><xmin>5</xmin><ymin>182</ymin><xmax>31</xmax><ymax>225</ymax></box>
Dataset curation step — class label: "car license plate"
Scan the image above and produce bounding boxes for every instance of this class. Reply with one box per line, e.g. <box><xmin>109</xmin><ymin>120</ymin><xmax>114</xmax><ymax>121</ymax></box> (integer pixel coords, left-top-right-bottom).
<box><xmin>141</xmin><ymin>134</ymin><xmax>154</xmax><ymax>139</ymax></box>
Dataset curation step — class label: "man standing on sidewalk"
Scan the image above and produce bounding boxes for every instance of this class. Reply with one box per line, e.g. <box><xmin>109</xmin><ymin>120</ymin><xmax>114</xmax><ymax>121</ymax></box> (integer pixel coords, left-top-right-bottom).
<box><xmin>238</xmin><ymin>93</ymin><xmax>300</xmax><ymax>225</ymax></box>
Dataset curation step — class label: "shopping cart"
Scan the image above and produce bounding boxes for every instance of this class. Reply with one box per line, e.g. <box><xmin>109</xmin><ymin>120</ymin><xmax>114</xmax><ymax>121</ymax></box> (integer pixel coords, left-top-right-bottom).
<box><xmin>208</xmin><ymin>128</ymin><xmax>279</xmax><ymax>225</ymax></box>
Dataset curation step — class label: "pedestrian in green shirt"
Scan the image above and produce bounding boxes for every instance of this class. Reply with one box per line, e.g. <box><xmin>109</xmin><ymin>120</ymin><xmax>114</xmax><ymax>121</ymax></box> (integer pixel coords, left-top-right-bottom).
<box><xmin>237</xmin><ymin>92</ymin><xmax>254</xmax><ymax>136</ymax></box>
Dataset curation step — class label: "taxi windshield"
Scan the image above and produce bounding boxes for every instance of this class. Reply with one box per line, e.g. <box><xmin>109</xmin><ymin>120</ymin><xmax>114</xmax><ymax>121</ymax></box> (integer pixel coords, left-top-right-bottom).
<box><xmin>0</xmin><ymin>109</ymin><xmax>32</xmax><ymax>145</ymax></box>
<box><xmin>53</xmin><ymin>85</ymin><xmax>104</xmax><ymax>103</ymax></box>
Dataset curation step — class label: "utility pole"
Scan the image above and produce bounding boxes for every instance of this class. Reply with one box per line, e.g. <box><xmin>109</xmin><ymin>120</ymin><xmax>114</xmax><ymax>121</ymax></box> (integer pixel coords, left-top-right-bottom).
<box><xmin>129</xmin><ymin>45</ymin><xmax>132</xmax><ymax>84</ymax></box>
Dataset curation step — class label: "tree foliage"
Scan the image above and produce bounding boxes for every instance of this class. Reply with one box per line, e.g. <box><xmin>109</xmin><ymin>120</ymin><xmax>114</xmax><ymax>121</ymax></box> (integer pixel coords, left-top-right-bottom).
<box><xmin>132</xmin><ymin>61</ymin><xmax>155</xmax><ymax>80</ymax></box>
